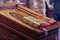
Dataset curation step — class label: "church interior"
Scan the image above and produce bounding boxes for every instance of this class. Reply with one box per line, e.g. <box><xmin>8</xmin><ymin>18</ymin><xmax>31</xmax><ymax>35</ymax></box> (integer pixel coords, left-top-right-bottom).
<box><xmin>0</xmin><ymin>0</ymin><xmax>60</xmax><ymax>40</ymax></box>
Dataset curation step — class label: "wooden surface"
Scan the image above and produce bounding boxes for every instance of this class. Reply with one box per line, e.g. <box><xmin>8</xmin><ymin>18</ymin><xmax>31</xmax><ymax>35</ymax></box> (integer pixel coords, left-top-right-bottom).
<box><xmin>0</xmin><ymin>11</ymin><xmax>59</xmax><ymax>40</ymax></box>
<box><xmin>0</xmin><ymin>4</ymin><xmax>60</xmax><ymax>40</ymax></box>
<box><xmin>0</xmin><ymin>3</ymin><xmax>16</xmax><ymax>7</ymax></box>
<box><xmin>0</xmin><ymin>22</ymin><xmax>33</xmax><ymax>40</ymax></box>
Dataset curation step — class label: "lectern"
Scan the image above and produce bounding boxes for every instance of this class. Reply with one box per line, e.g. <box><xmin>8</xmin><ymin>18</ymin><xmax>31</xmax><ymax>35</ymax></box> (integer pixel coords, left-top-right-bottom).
<box><xmin>0</xmin><ymin>3</ymin><xmax>60</xmax><ymax>40</ymax></box>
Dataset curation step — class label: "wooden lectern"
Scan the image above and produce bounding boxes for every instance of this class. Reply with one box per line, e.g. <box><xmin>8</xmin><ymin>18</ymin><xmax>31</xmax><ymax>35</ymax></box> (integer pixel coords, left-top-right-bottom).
<box><xmin>0</xmin><ymin>3</ymin><xmax>60</xmax><ymax>40</ymax></box>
